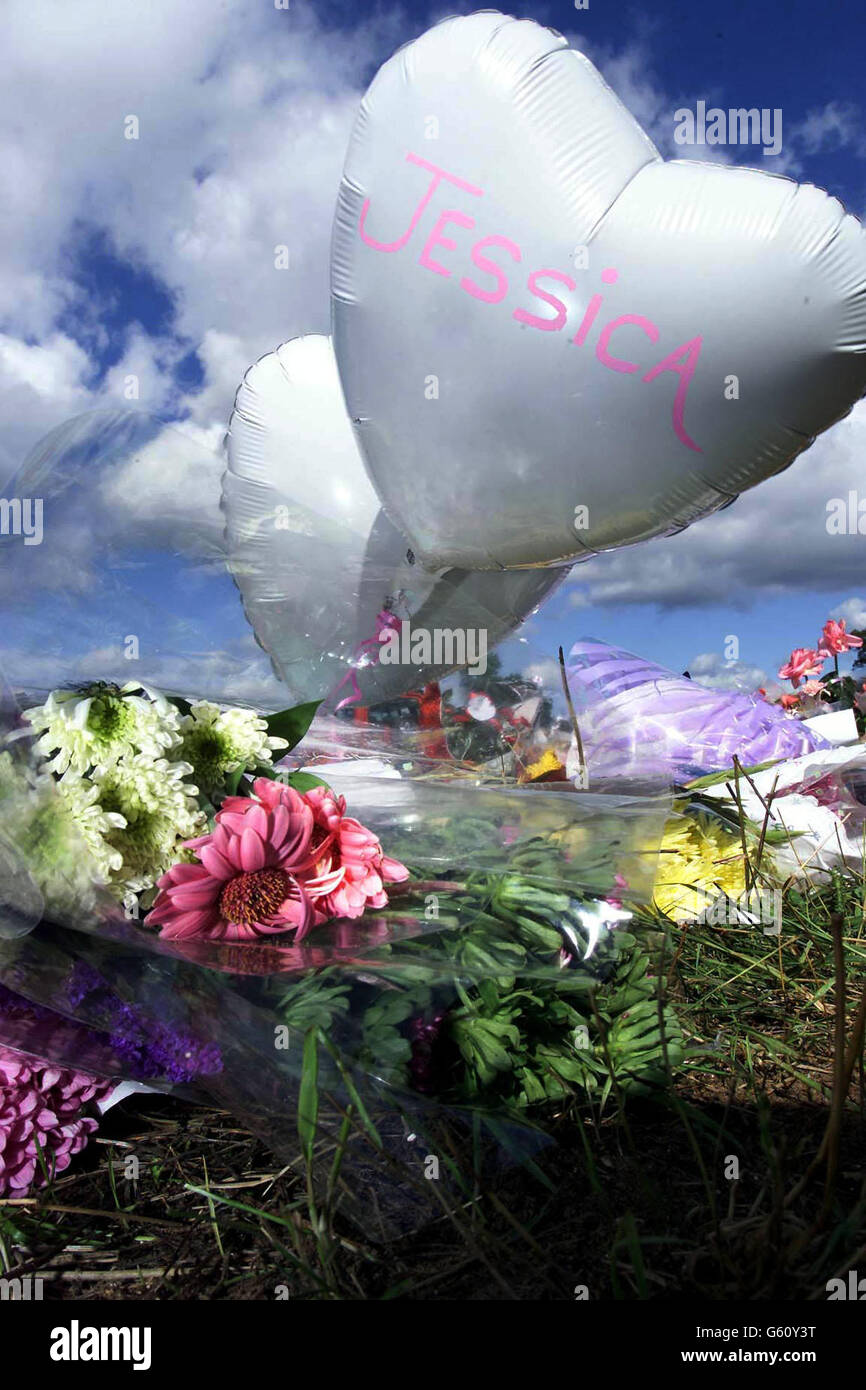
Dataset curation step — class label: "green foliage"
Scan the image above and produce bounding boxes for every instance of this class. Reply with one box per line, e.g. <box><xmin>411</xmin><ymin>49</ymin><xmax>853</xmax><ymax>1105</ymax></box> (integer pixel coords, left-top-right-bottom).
<box><xmin>264</xmin><ymin>700</ymin><xmax>322</xmax><ymax>751</ymax></box>
<box><xmin>277</xmin><ymin>859</ymin><xmax>684</xmax><ymax>1110</ymax></box>
<box><xmin>277</xmin><ymin>971</ymin><xmax>351</xmax><ymax>1034</ymax></box>
<box><xmin>297</xmin><ymin>1027</ymin><xmax>319</xmax><ymax>1167</ymax></box>
<box><xmin>445</xmin><ymin>936</ymin><xmax>682</xmax><ymax>1106</ymax></box>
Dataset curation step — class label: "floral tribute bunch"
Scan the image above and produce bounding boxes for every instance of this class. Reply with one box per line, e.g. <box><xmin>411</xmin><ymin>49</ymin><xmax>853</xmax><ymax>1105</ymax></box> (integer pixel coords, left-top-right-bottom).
<box><xmin>0</xmin><ymin>682</ymin><xmax>414</xmax><ymax>1192</ymax></box>
<box><xmin>1</xmin><ymin>677</ymin><xmax>683</xmax><ymax>1202</ymax></box>
<box><xmin>20</xmin><ymin>682</ymin><xmax>408</xmax><ymax>938</ymax></box>
<box><xmin>0</xmin><ymin>968</ymin><xmax>225</xmax><ymax>1196</ymax></box>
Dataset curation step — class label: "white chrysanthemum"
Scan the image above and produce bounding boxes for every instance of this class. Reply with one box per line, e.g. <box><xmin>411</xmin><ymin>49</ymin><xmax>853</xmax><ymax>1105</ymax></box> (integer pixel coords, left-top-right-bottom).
<box><xmin>176</xmin><ymin>701</ymin><xmax>288</xmax><ymax>791</ymax></box>
<box><xmin>88</xmin><ymin>753</ymin><xmax>205</xmax><ymax>896</ymax></box>
<box><xmin>24</xmin><ymin>683</ymin><xmax>182</xmax><ymax>775</ymax></box>
<box><xmin>55</xmin><ymin>772</ymin><xmax>127</xmax><ymax>883</ymax></box>
<box><xmin>0</xmin><ymin>751</ymin><xmax>104</xmax><ymax>917</ymax></box>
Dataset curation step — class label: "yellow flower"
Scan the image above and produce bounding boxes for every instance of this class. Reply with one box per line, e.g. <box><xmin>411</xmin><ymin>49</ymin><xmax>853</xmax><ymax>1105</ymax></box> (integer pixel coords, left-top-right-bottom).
<box><xmin>653</xmin><ymin>812</ymin><xmax>747</xmax><ymax>922</ymax></box>
<box><xmin>520</xmin><ymin>748</ymin><xmax>565</xmax><ymax>782</ymax></box>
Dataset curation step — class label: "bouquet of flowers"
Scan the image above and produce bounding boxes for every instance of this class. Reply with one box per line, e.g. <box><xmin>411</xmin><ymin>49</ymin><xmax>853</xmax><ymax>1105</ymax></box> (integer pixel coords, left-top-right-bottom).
<box><xmin>0</xmin><ymin>665</ymin><xmax>684</xmax><ymax>1218</ymax></box>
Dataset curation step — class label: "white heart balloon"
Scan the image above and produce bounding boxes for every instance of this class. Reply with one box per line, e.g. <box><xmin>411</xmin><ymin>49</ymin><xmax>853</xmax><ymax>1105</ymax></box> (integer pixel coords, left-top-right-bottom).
<box><xmin>331</xmin><ymin>11</ymin><xmax>866</xmax><ymax>571</ymax></box>
<box><xmin>222</xmin><ymin>336</ymin><xmax>563</xmax><ymax>707</ymax></box>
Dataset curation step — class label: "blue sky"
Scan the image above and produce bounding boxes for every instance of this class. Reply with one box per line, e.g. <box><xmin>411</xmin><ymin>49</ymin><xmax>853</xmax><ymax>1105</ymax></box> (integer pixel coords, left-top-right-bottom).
<box><xmin>1</xmin><ymin>0</ymin><xmax>866</xmax><ymax>703</ymax></box>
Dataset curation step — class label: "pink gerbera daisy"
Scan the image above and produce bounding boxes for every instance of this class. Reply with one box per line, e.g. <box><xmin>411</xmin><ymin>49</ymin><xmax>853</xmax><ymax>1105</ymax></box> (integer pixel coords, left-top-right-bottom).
<box><xmin>147</xmin><ymin>779</ymin><xmax>316</xmax><ymax>942</ymax></box>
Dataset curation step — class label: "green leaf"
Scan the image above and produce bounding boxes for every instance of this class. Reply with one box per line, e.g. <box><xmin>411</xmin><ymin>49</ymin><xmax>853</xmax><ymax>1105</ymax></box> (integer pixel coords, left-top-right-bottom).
<box><xmin>285</xmin><ymin>770</ymin><xmax>331</xmax><ymax>793</ymax></box>
<box><xmin>683</xmin><ymin>758</ymin><xmax>781</xmax><ymax>791</ymax></box>
<box><xmin>297</xmin><ymin>1027</ymin><xmax>319</xmax><ymax>1166</ymax></box>
<box><xmin>265</xmin><ymin>700</ymin><xmax>322</xmax><ymax>751</ymax></box>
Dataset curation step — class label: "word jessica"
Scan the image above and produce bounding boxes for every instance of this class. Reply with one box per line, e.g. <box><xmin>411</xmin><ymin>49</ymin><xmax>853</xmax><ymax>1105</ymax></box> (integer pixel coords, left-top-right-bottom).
<box><xmin>378</xmin><ymin>620</ymin><xmax>488</xmax><ymax>675</ymax></box>
<box><xmin>674</xmin><ymin>102</ymin><xmax>782</xmax><ymax>156</ymax></box>
<box><xmin>358</xmin><ymin>153</ymin><xmax>703</xmax><ymax>453</ymax></box>
<box><xmin>0</xmin><ymin>496</ymin><xmax>43</xmax><ymax>545</ymax></box>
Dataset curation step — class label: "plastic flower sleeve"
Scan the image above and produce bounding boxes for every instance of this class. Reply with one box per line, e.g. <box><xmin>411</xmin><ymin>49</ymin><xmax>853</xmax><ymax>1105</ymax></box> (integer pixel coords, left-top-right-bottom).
<box><xmin>563</xmin><ymin>638</ymin><xmax>831</xmax><ymax>788</ymax></box>
<box><xmin>0</xmin><ymin>681</ymin><xmax>679</xmax><ymax>1234</ymax></box>
<box><xmin>0</xmin><ymin>397</ymin><xmax>681</xmax><ymax>1232</ymax></box>
<box><xmin>698</xmin><ymin>742</ymin><xmax>866</xmax><ymax>881</ymax></box>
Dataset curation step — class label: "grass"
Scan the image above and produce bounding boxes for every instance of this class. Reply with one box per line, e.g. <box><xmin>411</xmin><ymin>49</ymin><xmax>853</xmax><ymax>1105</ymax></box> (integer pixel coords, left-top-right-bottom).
<box><xmin>2</xmin><ymin>865</ymin><xmax>866</xmax><ymax>1301</ymax></box>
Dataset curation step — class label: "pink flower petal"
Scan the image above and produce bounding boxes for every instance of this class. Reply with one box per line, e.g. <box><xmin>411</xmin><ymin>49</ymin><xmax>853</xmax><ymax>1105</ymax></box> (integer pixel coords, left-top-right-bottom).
<box><xmin>240</xmin><ymin>827</ymin><xmax>266</xmax><ymax>872</ymax></box>
<box><xmin>200</xmin><ymin>844</ymin><xmax>236</xmax><ymax>881</ymax></box>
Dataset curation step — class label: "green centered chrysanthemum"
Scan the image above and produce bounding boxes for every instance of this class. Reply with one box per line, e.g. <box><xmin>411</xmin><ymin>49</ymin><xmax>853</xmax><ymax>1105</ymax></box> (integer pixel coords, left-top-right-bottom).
<box><xmin>25</xmin><ymin>682</ymin><xmax>182</xmax><ymax>775</ymax></box>
<box><xmin>176</xmin><ymin>701</ymin><xmax>287</xmax><ymax>793</ymax></box>
<box><xmin>653</xmin><ymin>812</ymin><xmax>748</xmax><ymax>922</ymax></box>
<box><xmin>55</xmin><ymin>772</ymin><xmax>127</xmax><ymax>882</ymax></box>
<box><xmin>89</xmin><ymin>754</ymin><xmax>205</xmax><ymax>896</ymax></box>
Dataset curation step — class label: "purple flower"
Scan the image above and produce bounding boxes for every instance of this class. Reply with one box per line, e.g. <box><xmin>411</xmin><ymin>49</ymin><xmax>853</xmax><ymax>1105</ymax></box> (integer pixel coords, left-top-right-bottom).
<box><xmin>0</xmin><ymin>971</ymin><xmax>222</xmax><ymax>1086</ymax></box>
<box><xmin>0</xmin><ymin>1045</ymin><xmax>114</xmax><ymax>1195</ymax></box>
<box><xmin>409</xmin><ymin>1011</ymin><xmax>448</xmax><ymax>1094</ymax></box>
<box><xmin>59</xmin><ymin>964</ymin><xmax>223</xmax><ymax>1084</ymax></box>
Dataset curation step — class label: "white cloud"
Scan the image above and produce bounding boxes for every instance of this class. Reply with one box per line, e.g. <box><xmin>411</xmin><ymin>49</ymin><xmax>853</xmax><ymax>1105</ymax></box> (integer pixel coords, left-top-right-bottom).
<box><xmin>797</xmin><ymin>102</ymin><xmax>866</xmax><ymax>158</ymax></box>
<box><xmin>1</xmin><ymin>638</ymin><xmax>286</xmax><ymax>709</ymax></box>
<box><xmin>0</xmin><ymin>0</ymin><xmax>404</xmax><ymax>462</ymax></box>
<box><xmin>686</xmin><ymin>651</ymin><xmax>770</xmax><ymax>693</ymax></box>
<box><xmin>99</xmin><ymin>417</ymin><xmax>227</xmax><ymax>535</ymax></box>
<box><xmin>568</xmin><ymin>400</ymin><xmax>866</xmax><ymax>610</ymax></box>
<box><xmin>0</xmin><ymin>333</ymin><xmax>90</xmax><ymax>402</ymax></box>
<box><xmin>830</xmin><ymin>597</ymin><xmax>866</xmax><ymax>632</ymax></box>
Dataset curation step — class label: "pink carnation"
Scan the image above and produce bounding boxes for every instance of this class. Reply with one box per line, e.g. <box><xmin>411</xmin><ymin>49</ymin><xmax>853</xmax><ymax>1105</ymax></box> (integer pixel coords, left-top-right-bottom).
<box><xmin>0</xmin><ymin>1046</ymin><xmax>114</xmax><ymax>1196</ymax></box>
<box><xmin>147</xmin><ymin>778</ymin><xmax>409</xmax><ymax>943</ymax></box>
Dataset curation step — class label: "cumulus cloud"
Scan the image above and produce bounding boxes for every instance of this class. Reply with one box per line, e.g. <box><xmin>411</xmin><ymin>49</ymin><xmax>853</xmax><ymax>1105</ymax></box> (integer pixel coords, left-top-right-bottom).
<box><xmin>0</xmin><ymin>0</ymin><xmax>406</xmax><ymax>466</ymax></box>
<box><xmin>685</xmin><ymin>651</ymin><xmax>770</xmax><ymax>693</ymax></box>
<box><xmin>830</xmin><ymin>597</ymin><xmax>866</xmax><ymax>632</ymax></box>
<box><xmin>0</xmin><ymin>636</ymin><xmax>285</xmax><ymax>709</ymax></box>
<box><xmin>568</xmin><ymin>400</ymin><xmax>866</xmax><ymax>610</ymax></box>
